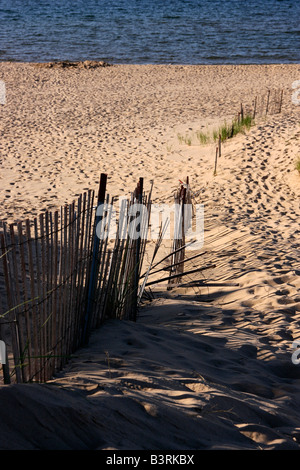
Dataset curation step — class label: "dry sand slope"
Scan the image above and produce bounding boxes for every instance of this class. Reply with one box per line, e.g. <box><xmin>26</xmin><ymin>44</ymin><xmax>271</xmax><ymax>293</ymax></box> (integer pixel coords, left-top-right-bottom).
<box><xmin>0</xmin><ymin>63</ymin><xmax>300</xmax><ymax>450</ymax></box>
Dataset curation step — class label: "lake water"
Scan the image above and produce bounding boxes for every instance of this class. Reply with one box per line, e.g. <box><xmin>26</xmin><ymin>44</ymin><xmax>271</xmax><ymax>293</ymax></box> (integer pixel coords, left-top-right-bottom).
<box><xmin>0</xmin><ymin>0</ymin><xmax>299</xmax><ymax>64</ymax></box>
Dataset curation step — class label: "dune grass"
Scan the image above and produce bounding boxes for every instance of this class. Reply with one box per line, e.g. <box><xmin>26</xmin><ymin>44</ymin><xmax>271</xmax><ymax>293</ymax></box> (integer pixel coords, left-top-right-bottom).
<box><xmin>177</xmin><ymin>113</ymin><xmax>255</xmax><ymax>148</ymax></box>
<box><xmin>295</xmin><ymin>157</ymin><xmax>300</xmax><ymax>173</ymax></box>
<box><xmin>213</xmin><ymin>114</ymin><xmax>254</xmax><ymax>143</ymax></box>
<box><xmin>177</xmin><ymin>133</ymin><xmax>192</xmax><ymax>146</ymax></box>
<box><xmin>196</xmin><ymin>130</ymin><xmax>209</xmax><ymax>145</ymax></box>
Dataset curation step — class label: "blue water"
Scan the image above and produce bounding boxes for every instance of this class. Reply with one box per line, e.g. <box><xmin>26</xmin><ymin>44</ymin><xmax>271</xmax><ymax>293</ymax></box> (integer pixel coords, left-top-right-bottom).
<box><xmin>0</xmin><ymin>0</ymin><xmax>299</xmax><ymax>64</ymax></box>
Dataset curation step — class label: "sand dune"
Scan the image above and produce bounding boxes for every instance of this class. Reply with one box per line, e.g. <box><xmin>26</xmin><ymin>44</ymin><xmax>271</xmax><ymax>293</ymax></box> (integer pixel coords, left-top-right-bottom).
<box><xmin>0</xmin><ymin>63</ymin><xmax>300</xmax><ymax>450</ymax></box>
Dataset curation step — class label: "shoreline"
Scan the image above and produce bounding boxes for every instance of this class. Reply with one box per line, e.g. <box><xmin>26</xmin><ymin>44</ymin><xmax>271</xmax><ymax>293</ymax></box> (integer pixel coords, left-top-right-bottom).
<box><xmin>1</xmin><ymin>60</ymin><xmax>300</xmax><ymax>63</ymax></box>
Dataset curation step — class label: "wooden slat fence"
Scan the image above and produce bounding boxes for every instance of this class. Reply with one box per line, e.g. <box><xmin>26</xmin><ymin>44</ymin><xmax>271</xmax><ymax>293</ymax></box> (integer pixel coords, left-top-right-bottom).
<box><xmin>244</xmin><ymin>88</ymin><xmax>284</xmax><ymax>119</ymax></box>
<box><xmin>0</xmin><ymin>174</ymin><xmax>152</xmax><ymax>384</ymax></box>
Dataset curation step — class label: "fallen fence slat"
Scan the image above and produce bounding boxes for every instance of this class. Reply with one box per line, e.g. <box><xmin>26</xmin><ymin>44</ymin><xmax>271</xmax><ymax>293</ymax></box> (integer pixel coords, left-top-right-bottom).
<box><xmin>145</xmin><ymin>264</ymin><xmax>216</xmax><ymax>287</ymax></box>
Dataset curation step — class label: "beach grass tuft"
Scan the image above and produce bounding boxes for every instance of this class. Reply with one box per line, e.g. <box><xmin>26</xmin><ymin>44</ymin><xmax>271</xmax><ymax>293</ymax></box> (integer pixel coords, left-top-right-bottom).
<box><xmin>196</xmin><ymin>130</ymin><xmax>209</xmax><ymax>145</ymax></box>
<box><xmin>177</xmin><ymin>133</ymin><xmax>192</xmax><ymax>146</ymax></box>
<box><xmin>214</xmin><ymin>114</ymin><xmax>255</xmax><ymax>143</ymax></box>
<box><xmin>176</xmin><ymin>113</ymin><xmax>255</xmax><ymax>148</ymax></box>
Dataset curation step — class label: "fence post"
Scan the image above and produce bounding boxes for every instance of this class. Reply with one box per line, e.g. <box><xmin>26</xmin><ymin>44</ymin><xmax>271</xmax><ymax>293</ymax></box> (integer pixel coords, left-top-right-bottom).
<box><xmin>265</xmin><ymin>90</ymin><xmax>270</xmax><ymax>116</ymax></box>
<box><xmin>0</xmin><ymin>233</ymin><xmax>22</xmax><ymax>383</ymax></box>
<box><xmin>279</xmin><ymin>89</ymin><xmax>283</xmax><ymax>113</ymax></box>
<box><xmin>167</xmin><ymin>178</ymin><xmax>188</xmax><ymax>289</ymax></box>
<box><xmin>253</xmin><ymin>96</ymin><xmax>257</xmax><ymax>119</ymax></box>
<box><xmin>214</xmin><ymin>146</ymin><xmax>218</xmax><ymax>176</ymax></box>
<box><xmin>83</xmin><ymin>173</ymin><xmax>107</xmax><ymax>343</ymax></box>
<box><xmin>2</xmin><ymin>350</ymin><xmax>10</xmax><ymax>385</ymax></box>
<box><xmin>131</xmin><ymin>177</ymin><xmax>144</xmax><ymax>321</ymax></box>
<box><xmin>0</xmin><ymin>306</ymin><xmax>10</xmax><ymax>383</ymax></box>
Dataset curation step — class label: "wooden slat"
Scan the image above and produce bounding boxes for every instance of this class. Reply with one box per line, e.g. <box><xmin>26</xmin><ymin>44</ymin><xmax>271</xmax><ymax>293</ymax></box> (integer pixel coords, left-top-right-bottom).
<box><xmin>61</xmin><ymin>204</ymin><xmax>69</xmax><ymax>369</ymax></box>
<box><xmin>0</xmin><ymin>233</ymin><xmax>22</xmax><ymax>383</ymax></box>
<box><xmin>44</xmin><ymin>211</ymin><xmax>51</xmax><ymax>380</ymax></box>
<box><xmin>83</xmin><ymin>174</ymin><xmax>107</xmax><ymax>343</ymax></box>
<box><xmin>52</xmin><ymin>211</ymin><xmax>59</xmax><ymax>373</ymax></box>
<box><xmin>56</xmin><ymin>206</ymin><xmax>64</xmax><ymax>371</ymax></box>
<box><xmin>33</xmin><ymin>217</ymin><xmax>43</xmax><ymax>382</ymax></box>
<box><xmin>39</xmin><ymin>213</ymin><xmax>47</xmax><ymax>382</ymax></box>
<box><xmin>7</xmin><ymin>223</ymin><xmax>26</xmax><ymax>382</ymax></box>
<box><xmin>25</xmin><ymin>219</ymin><xmax>39</xmax><ymax>381</ymax></box>
<box><xmin>0</xmin><ymin>283</ymin><xmax>11</xmax><ymax>384</ymax></box>
<box><xmin>17</xmin><ymin>221</ymin><xmax>32</xmax><ymax>381</ymax></box>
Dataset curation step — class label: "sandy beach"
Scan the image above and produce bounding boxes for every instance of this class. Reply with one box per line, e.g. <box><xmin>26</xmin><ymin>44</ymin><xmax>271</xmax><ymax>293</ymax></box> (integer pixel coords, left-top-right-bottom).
<box><xmin>0</xmin><ymin>62</ymin><xmax>300</xmax><ymax>450</ymax></box>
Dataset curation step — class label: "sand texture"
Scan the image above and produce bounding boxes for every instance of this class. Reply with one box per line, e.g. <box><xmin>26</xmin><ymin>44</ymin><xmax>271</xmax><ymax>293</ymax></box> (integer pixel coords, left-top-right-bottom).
<box><xmin>0</xmin><ymin>62</ymin><xmax>300</xmax><ymax>450</ymax></box>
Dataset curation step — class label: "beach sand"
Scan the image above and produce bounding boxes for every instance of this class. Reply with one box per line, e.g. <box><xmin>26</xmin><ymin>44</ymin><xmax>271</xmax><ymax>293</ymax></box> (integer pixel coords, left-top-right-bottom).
<box><xmin>0</xmin><ymin>62</ymin><xmax>300</xmax><ymax>450</ymax></box>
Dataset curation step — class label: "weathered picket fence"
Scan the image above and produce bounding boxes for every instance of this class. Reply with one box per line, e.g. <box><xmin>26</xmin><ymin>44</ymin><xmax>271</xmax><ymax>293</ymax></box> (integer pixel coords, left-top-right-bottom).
<box><xmin>0</xmin><ymin>174</ymin><xmax>151</xmax><ymax>384</ymax></box>
<box><xmin>235</xmin><ymin>88</ymin><xmax>283</xmax><ymax>123</ymax></box>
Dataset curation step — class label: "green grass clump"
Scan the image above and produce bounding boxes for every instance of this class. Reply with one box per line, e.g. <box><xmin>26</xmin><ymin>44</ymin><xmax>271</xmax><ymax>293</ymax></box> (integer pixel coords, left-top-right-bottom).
<box><xmin>295</xmin><ymin>157</ymin><xmax>300</xmax><ymax>173</ymax></box>
<box><xmin>177</xmin><ymin>113</ymin><xmax>255</xmax><ymax>148</ymax></box>
<box><xmin>196</xmin><ymin>131</ymin><xmax>209</xmax><ymax>145</ymax></box>
<box><xmin>212</xmin><ymin>130</ymin><xmax>219</xmax><ymax>142</ymax></box>
<box><xmin>177</xmin><ymin>133</ymin><xmax>192</xmax><ymax>146</ymax></box>
<box><xmin>241</xmin><ymin>114</ymin><xmax>253</xmax><ymax>130</ymax></box>
<box><xmin>214</xmin><ymin>114</ymin><xmax>255</xmax><ymax>143</ymax></box>
<box><xmin>177</xmin><ymin>133</ymin><xmax>184</xmax><ymax>144</ymax></box>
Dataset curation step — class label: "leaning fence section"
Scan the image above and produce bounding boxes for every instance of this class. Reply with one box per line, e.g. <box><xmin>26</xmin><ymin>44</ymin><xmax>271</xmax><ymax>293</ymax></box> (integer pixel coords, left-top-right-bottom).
<box><xmin>0</xmin><ymin>174</ymin><xmax>152</xmax><ymax>384</ymax></box>
<box><xmin>167</xmin><ymin>177</ymin><xmax>191</xmax><ymax>289</ymax></box>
